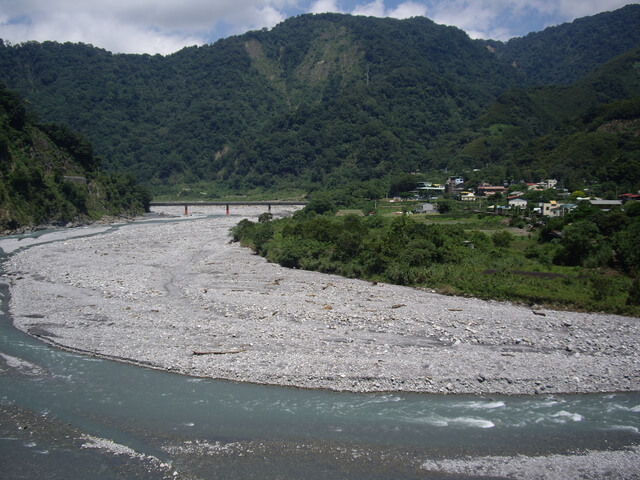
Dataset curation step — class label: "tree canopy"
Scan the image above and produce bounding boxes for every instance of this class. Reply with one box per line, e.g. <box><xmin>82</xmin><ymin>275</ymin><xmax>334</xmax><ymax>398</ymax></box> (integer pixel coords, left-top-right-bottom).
<box><xmin>0</xmin><ymin>83</ymin><xmax>150</xmax><ymax>232</ymax></box>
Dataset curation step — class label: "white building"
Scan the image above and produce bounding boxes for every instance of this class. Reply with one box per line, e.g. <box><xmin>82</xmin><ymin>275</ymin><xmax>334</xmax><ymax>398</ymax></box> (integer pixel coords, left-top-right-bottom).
<box><xmin>416</xmin><ymin>182</ymin><xmax>445</xmax><ymax>196</ymax></box>
<box><xmin>508</xmin><ymin>198</ymin><xmax>528</xmax><ymax>209</ymax></box>
<box><xmin>414</xmin><ymin>203</ymin><xmax>437</xmax><ymax>214</ymax></box>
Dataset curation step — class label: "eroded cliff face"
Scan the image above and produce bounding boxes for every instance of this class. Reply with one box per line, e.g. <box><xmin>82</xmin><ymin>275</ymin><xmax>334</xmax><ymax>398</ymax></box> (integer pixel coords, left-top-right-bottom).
<box><xmin>597</xmin><ymin>118</ymin><xmax>640</xmax><ymax>136</ymax></box>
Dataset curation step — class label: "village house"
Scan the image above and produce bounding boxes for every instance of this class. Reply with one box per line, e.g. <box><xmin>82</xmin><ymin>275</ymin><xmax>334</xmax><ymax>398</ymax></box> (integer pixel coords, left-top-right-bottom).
<box><xmin>413</xmin><ymin>203</ymin><xmax>437</xmax><ymax>214</ymax></box>
<box><xmin>457</xmin><ymin>191</ymin><xmax>476</xmax><ymax>201</ymax></box>
<box><xmin>527</xmin><ymin>179</ymin><xmax>558</xmax><ymax>191</ymax></box>
<box><xmin>539</xmin><ymin>179</ymin><xmax>558</xmax><ymax>189</ymax></box>
<box><xmin>507</xmin><ymin>191</ymin><xmax>526</xmax><ymax>198</ymax></box>
<box><xmin>589</xmin><ymin>199</ymin><xmax>623</xmax><ymax>211</ymax></box>
<box><xmin>540</xmin><ymin>201</ymin><xmax>564</xmax><ymax>217</ymax></box>
<box><xmin>508</xmin><ymin>197</ymin><xmax>528</xmax><ymax>209</ymax></box>
<box><xmin>446</xmin><ymin>177</ymin><xmax>465</xmax><ymax>193</ymax></box>
<box><xmin>619</xmin><ymin>193</ymin><xmax>640</xmax><ymax>203</ymax></box>
<box><xmin>535</xmin><ymin>201</ymin><xmax>576</xmax><ymax>217</ymax></box>
<box><xmin>416</xmin><ymin>182</ymin><xmax>445</xmax><ymax>197</ymax></box>
<box><xmin>477</xmin><ymin>183</ymin><xmax>507</xmax><ymax>196</ymax></box>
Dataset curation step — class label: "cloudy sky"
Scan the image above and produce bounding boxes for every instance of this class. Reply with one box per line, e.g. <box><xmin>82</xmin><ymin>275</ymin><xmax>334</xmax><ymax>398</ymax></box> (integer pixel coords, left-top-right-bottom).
<box><xmin>0</xmin><ymin>0</ymin><xmax>634</xmax><ymax>55</ymax></box>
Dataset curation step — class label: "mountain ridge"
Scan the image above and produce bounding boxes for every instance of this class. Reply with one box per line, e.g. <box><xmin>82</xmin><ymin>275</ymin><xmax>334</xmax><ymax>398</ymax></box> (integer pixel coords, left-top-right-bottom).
<box><xmin>485</xmin><ymin>4</ymin><xmax>640</xmax><ymax>86</ymax></box>
<box><xmin>0</xmin><ymin>7</ymin><xmax>639</xmax><ymax>196</ymax></box>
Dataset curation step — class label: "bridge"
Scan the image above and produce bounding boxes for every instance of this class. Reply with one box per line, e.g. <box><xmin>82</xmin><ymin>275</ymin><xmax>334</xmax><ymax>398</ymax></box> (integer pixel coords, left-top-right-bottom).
<box><xmin>150</xmin><ymin>201</ymin><xmax>307</xmax><ymax>215</ymax></box>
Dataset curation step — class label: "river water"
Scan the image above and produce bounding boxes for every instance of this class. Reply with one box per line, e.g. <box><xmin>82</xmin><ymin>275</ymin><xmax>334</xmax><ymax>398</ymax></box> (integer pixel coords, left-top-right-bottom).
<box><xmin>1</xmin><ymin>222</ymin><xmax>639</xmax><ymax>479</ymax></box>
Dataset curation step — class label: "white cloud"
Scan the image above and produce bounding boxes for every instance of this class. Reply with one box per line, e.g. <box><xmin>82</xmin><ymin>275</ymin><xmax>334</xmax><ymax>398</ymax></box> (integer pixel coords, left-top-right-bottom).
<box><xmin>257</xmin><ymin>5</ymin><xmax>287</xmax><ymax>27</ymax></box>
<box><xmin>389</xmin><ymin>2</ymin><xmax>428</xmax><ymax>19</ymax></box>
<box><xmin>428</xmin><ymin>1</ymin><xmax>499</xmax><ymax>37</ymax></box>
<box><xmin>554</xmin><ymin>0</ymin><xmax>632</xmax><ymax>18</ymax></box>
<box><xmin>224</xmin><ymin>4</ymin><xmax>287</xmax><ymax>38</ymax></box>
<box><xmin>351</xmin><ymin>0</ymin><xmax>426</xmax><ymax>19</ymax></box>
<box><xmin>425</xmin><ymin>0</ymin><xmax>632</xmax><ymax>40</ymax></box>
<box><xmin>0</xmin><ymin>8</ymin><xmax>204</xmax><ymax>54</ymax></box>
<box><xmin>352</xmin><ymin>0</ymin><xmax>386</xmax><ymax>17</ymax></box>
<box><xmin>0</xmin><ymin>0</ymin><xmax>297</xmax><ymax>54</ymax></box>
<box><xmin>504</xmin><ymin>0</ymin><xmax>631</xmax><ymax>19</ymax></box>
<box><xmin>310</xmin><ymin>0</ymin><xmax>343</xmax><ymax>13</ymax></box>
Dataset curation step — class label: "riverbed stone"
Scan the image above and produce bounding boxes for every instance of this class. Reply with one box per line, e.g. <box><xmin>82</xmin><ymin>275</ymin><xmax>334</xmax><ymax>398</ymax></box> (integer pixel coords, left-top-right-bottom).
<box><xmin>3</xmin><ymin>205</ymin><xmax>640</xmax><ymax>396</ymax></box>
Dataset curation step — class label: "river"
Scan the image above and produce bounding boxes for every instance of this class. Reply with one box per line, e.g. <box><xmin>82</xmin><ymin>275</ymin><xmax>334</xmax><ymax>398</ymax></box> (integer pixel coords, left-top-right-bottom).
<box><xmin>1</xmin><ymin>220</ymin><xmax>639</xmax><ymax>479</ymax></box>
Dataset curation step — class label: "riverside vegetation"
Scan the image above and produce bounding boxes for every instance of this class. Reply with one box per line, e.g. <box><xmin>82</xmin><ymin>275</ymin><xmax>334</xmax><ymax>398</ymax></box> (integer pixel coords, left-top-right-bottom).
<box><xmin>232</xmin><ymin>198</ymin><xmax>640</xmax><ymax>316</ymax></box>
<box><xmin>0</xmin><ymin>84</ymin><xmax>151</xmax><ymax>232</ymax></box>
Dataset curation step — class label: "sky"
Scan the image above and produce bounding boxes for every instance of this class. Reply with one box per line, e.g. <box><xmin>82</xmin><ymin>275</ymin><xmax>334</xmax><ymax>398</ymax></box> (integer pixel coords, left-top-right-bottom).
<box><xmin>0</xmin><ymin>0</ymin><xmax>635</xmax><ymax>55</ymax></box>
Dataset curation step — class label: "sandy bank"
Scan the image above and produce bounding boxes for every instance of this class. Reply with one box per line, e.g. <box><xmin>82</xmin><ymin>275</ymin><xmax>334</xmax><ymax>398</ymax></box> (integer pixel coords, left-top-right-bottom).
<box><xmin>3</xmin><ymin>206</ymin><xmax>639</xmax><ymax>394</ymax></box>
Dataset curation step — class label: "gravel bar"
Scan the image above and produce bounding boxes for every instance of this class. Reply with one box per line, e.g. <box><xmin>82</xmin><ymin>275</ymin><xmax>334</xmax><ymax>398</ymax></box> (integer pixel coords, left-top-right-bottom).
<box><xmin>4</xmin><ymin>206</ymin><xmax>640</xmax><ymax>395</ymax></box>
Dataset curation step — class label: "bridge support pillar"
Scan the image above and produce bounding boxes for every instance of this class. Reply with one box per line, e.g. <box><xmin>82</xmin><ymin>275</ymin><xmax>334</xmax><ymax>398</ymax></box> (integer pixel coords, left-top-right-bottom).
<box><xmin>268</xmin><ymin>204</ymin><xmax>271</xmax><ymax>213</ymax></box>
<box><xmin>226</xmin><ymin>203</ymin><xmax>230</xmax><ymax>215</ymax></box>
<box><xmin>184</xmin><ymin>204</ymin><xmax>188</xmax><ymax>216</ymax></box>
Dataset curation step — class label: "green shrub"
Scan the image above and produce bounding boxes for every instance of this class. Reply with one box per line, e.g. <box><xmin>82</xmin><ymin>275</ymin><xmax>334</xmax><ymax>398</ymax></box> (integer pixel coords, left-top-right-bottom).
<box><xmin>627</xmin><ymin>276</ymin><xmax>640</xmax><ymax>306</ymax></box>
<box><xmin>590</xmin><ymin>275</ymin><xmax>617</xmax><ymax>301</ymax></box>
<box><xmin>252</xmin><ymin>222</ymin><xmax>275</xmax><ymax>254</ymax></box>
<box><xmin>230</xmin><ymin>218</ymin><xmax>255</xmax><ymax>242</ymax></box>
<box><xmin>228</xmin><ymin>202</ymin><xmax>640</xmax><ymax>315</ymax></box>
<box><xmin>492</xmin><ymin>230</ymin><xmax>514</xmax><ymax>248</ymax></box>
<box><xmin>613</xmin><ymin>219</ymin><xmax>640</xmax><ymax>274</ymax></box>
<box><xmin>524</xmin><ymin>243</ymin><xmax>558</xmax><ymax>265</ymax></box>
<box><xmin>468</xmin><ymin>230</ymin><xmax>491</xmax><ymax>249</ymax></box>
<box><xmin>385</xmin><ymin>262</ymin><xmax>414</xmax><ymax>285</ymax></box>
<box><xmin>365</xmin><ymin>213</ymin><xmax>384</xmax><ymax>228</ymax></box>
<box><xmin>258</xmin><ymin>212</ymin><xmax>273</xmax><ymax>223</ymax></box>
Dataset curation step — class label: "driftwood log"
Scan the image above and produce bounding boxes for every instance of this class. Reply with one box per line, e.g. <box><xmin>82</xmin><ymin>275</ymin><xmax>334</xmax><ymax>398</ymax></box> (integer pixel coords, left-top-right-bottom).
<box><xmin>192</xmin><ymin>348</ymin><xmax>247</xmax><ymax>356</ymax></box>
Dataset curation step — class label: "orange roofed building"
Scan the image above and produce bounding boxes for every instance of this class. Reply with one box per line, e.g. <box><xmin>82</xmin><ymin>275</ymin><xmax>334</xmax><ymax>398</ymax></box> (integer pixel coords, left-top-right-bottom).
<box><xmin>477</xmin><ymin>183</ymin><xmax>507</xmax><ymax>196</ymax></box>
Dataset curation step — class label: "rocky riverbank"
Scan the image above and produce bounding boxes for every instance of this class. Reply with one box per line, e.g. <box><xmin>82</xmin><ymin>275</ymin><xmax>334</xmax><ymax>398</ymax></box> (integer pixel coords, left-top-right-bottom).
<box><xmin>3</xmin><ymin>206</ymin><xmax>639</xmax><ymax>395</ymax></box>
<box><xmin>0</xmin><ymin>214</ymin><xmax>140</xmax><ymax>237</ymax></box>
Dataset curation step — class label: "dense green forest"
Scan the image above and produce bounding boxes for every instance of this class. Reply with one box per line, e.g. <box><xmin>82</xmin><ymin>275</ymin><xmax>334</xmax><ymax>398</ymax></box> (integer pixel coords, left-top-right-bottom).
<box><xmin>0</xmin><ymin>83</ymin><xmax>151</xmax><ymax>232</ymax></box>
<box><xmin>429</xmin><ymin>47</ymin><xmax>640</xmax><ymax>194</ymax></box>
<box><xmin>0</xmin><ymin>6</ymin><xmax>639</xmax><ymax>197</ymax></box>
<box><xmin>231</xmin><ymin>201</ymin><xmax>640</xmax><ymax>316</ymax></box>
<box><xmin>483</xmin><ymin>4</ymin><xmax>640</xmax><ymax>86</ymax></box>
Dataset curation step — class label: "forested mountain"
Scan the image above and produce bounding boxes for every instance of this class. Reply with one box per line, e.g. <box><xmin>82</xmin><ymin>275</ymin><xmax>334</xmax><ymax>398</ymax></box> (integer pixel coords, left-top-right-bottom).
<box><xmin>0</xmin><ymin>84</ymin><xmax>150</xmax><ymax>232</ymax></box>
<box><xmin>484</xmin><ymin>4</ymin><xmax>640</xmax><ymax>86</ymax></box>
<box><xmin>431</xmin><ymin>47</ymin><xmax>640</xmax><ymax>194</ymax></box>
<box><xmin>0</xmin><ymin>6</ymin><xmax>639</xmax><ymax>197</ymax></box>
<box><xmin>0</xmin><ymin>14</ymin><xmax>521</xmax><ymax>193</ymax></box>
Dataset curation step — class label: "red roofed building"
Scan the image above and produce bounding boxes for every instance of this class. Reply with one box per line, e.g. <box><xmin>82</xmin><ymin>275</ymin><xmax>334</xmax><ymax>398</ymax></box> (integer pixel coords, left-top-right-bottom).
<box><xmin>619</xmin><ymin>193</ymin><xmax>640</xmax><ymax>203</ymax></box>
<box><xmin>477</xmin><ymin>183</ymin><xmax>507</xmax><ymax>196</ymax></box>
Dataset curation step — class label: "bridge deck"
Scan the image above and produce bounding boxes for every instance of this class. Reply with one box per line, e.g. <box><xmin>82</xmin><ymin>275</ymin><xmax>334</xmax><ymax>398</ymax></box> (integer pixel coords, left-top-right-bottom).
<box><xmin>150</xmin><ymin>201</ymin><xmax>307</xmax><ymax>206</ymax></box>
